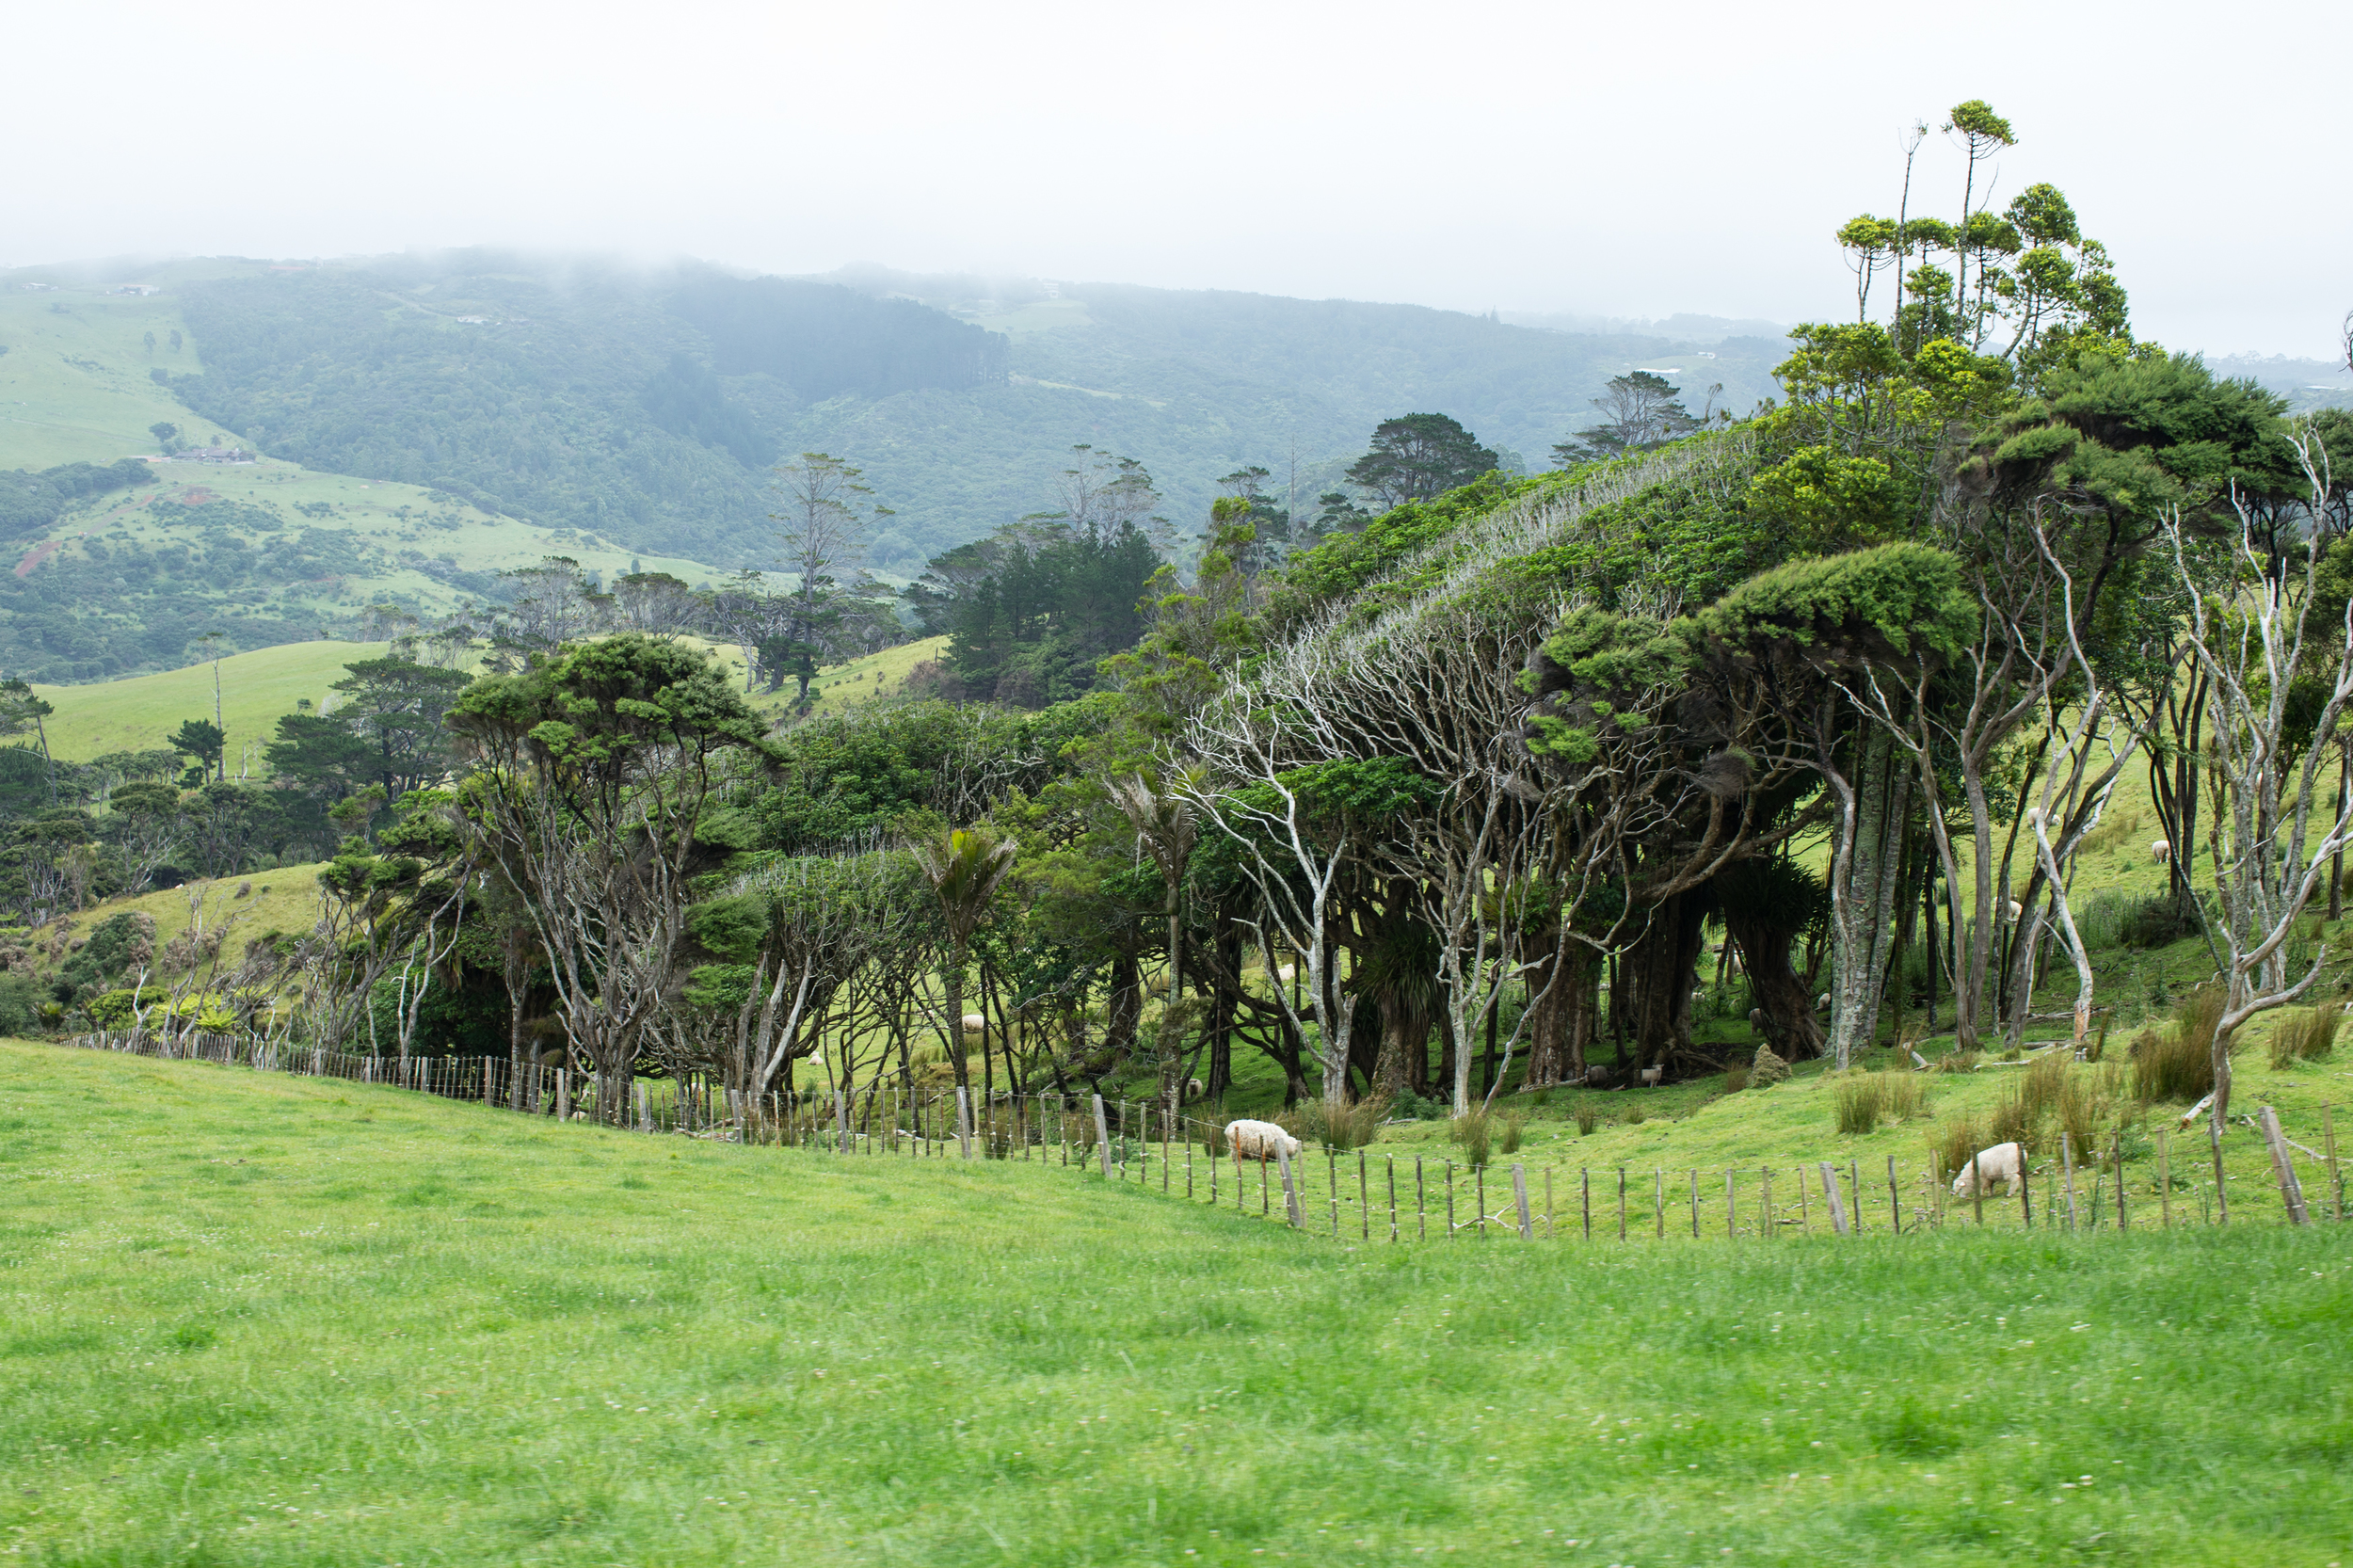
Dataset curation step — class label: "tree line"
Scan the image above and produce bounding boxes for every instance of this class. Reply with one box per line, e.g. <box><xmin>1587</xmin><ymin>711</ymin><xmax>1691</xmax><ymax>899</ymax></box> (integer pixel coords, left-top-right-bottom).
<box><xmin>9</xmin><ymin>103</ymin><xmax>2353</xmax><ymax>1182</ymax></box>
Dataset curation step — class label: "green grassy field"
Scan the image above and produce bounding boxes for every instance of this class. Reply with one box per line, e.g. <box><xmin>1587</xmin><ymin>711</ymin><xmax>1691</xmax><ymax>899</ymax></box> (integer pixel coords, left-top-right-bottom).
<box><xmin>31</xmin><ymin>642</ymin><xmax>390</xmax><ymax>764</ymax></box>
<box><xmin>0</xmin><ymin>1040</ymin><xmax>2347</xmax><ymax>1566</ymax></box>
<box><xmin>0</xmin><ymin>284</ymin><xmax>204</xmax><ymax>471</ymax></box>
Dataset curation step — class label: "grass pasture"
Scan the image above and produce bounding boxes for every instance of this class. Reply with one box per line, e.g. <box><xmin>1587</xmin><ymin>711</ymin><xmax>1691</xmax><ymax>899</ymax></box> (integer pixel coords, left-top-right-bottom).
<box><xmin>2</xmin><ymin>1041</ymin><xmax>2350</xmax><ymax>1565</ymax></box>
<box><xmin>31</xmin><ymin>642</ymin><xmax>390</xmax><ymax>764</ymax></box>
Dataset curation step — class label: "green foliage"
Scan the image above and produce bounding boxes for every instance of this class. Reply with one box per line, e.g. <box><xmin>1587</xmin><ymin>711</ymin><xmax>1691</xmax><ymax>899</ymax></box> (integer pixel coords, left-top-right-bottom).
<box><xmin>0</xmin><ymin>458</ymin><xmax>152</xmax><ymax>543</ymax></box>
<box><xmin>1343</xmin><ymin>413</ymin><xmax>1500</xmax><ymax>508</ymax></box>
<box><xmin>1689</xmin><ymin>541</ymin><xmax>1977</xmax><ymax>666</ymax></box>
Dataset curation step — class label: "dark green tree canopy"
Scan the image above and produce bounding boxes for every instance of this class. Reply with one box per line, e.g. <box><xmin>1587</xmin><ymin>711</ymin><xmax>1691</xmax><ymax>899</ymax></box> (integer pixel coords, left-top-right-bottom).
<box><xmin>1344</xmin><ymin>414</ymin><xmax>1500</xmax><ymax>510</ymax></box>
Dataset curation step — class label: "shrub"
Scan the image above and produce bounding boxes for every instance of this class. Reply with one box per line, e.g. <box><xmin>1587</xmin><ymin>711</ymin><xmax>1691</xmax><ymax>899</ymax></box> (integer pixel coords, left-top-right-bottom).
<box><xmin>1835</xmin><ymin>1075</ymin><xmax>1885</xmax><ymax>1135</ymax></box>
<box><xmin>1498</xmin><ymin>1112</ymin><xmax>1526</xmax><ymax>1157</ymax></box>
<box><xmin>2268</xmin><ymin>1003</ymin><xmax>2342</xmax><ymax>1069</ymax></box>
<box><xmin>1390</xmin><ymin>1089</ymin><xmax>1441</xmax><ymax>1121</ymax></box>
<box><xmin>0</xmin><ymin>971</ymin><xmax>46</xmax><ymax>1036</ymax></box>
<box><xmin>1574</xmin><ymin>1103</ymin><xmax>1599</xmax><ymax>1136</ymax></box>
<box><xmin>1449</xmin><ymin>1111</ymin><xmax>1493</xmax><ymax>1169</ymax></box>
<box><xmin>1623</xmin><ymin>1103</ymin><xmax>1647</xmax><ymax>1127</ymax></box>
<box><xmin>1724</xmin><ymin>1062</ymin><xmax>1752</xmax><ymax>1092</ymax></box>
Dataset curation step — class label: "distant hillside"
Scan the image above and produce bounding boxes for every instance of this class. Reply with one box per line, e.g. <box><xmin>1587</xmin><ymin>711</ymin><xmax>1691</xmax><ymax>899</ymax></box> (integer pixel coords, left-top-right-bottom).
<box><xmin>6</xmin><ymin>254</ymin><xmax>1793</xmax><ymax>579</ymax></box>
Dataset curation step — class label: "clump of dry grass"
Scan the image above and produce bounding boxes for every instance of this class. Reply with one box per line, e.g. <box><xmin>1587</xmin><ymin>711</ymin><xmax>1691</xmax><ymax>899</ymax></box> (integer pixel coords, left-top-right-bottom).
<box><xmin>1932</xmin><ymin>1113</ymin><xmax>1989</xmax><ymax>1180</ymax></box>
<box><xmin>1498</xmin><ymin>1112</ymin><xmax>1526</xmax><ymax>1157</ymax></box>
<box><xmin>1574</xmin><ymin>1103</ymin><xmax>1600</xmax><ymax>1135</ymax></box>
<box><xmin>2268</xmin><ymin>1002</ymin><xmax>2342</xmax><ymax>1070</ymax></box>
<box><xmin>1834</xmin><ymin>1075</ymin><xmax>1884</xmax><ymax>1135</ymax></box>
<box><xmin>1724</xmin><ymin>1062</ymin><xmax>1752</xmax><ymax>1092</ymax></box>
<box><xmin>1834</xmin><ymin>1069</ymin><xmax>1928</xmax><ymax>1135</ymax></box>
<box><xmin>2056</xmin><ymin>1066</ymin><xmax>2110</xmax><ymax>1162</ymax></box>
<box><xmin>1286</xmin><ymin>1095</ymin><xmax>1388</xmax><ymax>1152</ymax></box>
<box><xmin>1988</xmin><ymin>1080</ymin><xmax>2034</xmax><ymax>1156</ymax></box>
<box><xmin>1449</xmin><ymin>1110</ymin><xmax>1493</xmax><ymax>1168</ymax></box>
<box><xmin>2132</xmin><ymin>986</ymin><xmax>2227</xmax><ymax>1102</ymax></box>
<box><xmin>1623</xmin><ymin>1102</ymin><xmax>1647</xmax><ymax>1126</ymax></box>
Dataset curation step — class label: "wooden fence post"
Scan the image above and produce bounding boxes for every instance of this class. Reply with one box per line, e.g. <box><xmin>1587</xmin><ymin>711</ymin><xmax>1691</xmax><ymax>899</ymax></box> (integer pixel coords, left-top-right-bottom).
<box><xmin>835</xmin><ymin>1091</ymin><xmax>850</xmax><ymax>1153</ymax></box>
<box><xmin>2112</xmin><ymin>1131</ymin><xmax>2128</xmax><ymax>1230</ymax></box>
<box><xmin>2158</xmin><ymin>1130</ymin><xmax>2171</xmax><ymax>1227</ymax></box>
<box><xmin>1091</xmin><ymin>1095</ymin><xmax>1111</xmax><ymax>1176</ymax></box>
<box><xmin>2323</xmin><ymin>1106</ymin><xmax>2341</xmax><ymax>1223</ymax></box>
<box><xmin>1388</xmin><ymin>1157</ymin><xmax>1399</xmax><ymax>1242</ymax></box>
<box><xmin>1849</xmin><ymin>1160</ymin><xmax>1863</xmax><ymax>1234</ymax></box>
<box><xmin>1887</xmin><ymin>1155</ymin><xmax>1901</xmax><ymax>1233</ymax></box>
<box><xmin>555</xmin><ymin>1068</ymin><xmax>568</xmax><ymax>1122</ymax></box>
<box><xmin>2258</xmin><ymin>1107</ymin><xmax>2312</xmax><ymax>1225</ymax></box>
<box><xmin>1513</xmin><ymin>1165</ymin><xmax>1533</xmax><ymax>1240</ymax></box>
<box><xmin>956</xmin><ymin>1087</ymin><xmax>973</xmax><ymax>1160</ymax></box>
<box><xmin>1274</xmin><ymin>1145</ymin><xmax>1305</xmax><ymax>1228</ymax></box>
<box><xmin>1818</xmin><ymin>1163</ymin><xmax>1849</xmax><ymax>1236</ymax></box>
<box><xmin>2060</xmin><ymin>1131</ymin><xmax>2081</xmax><ymax>1231</ymax></box>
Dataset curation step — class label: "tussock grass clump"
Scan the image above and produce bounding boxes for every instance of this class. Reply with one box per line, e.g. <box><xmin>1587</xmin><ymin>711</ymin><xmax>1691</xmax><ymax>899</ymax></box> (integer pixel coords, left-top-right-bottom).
<box><xmin>1932</xmin><ymin>1114</ymin><xmax>1989</xmax><ymax>1180</ymax></box>
<box><xmin>1574</xmin><ymin>1103</ymin><xmax>1600</xmax><ymax>1135</ymax></box>
<box><xmin>2133</xmin><ymin>987</ymin><xmax>2226</xmax><ymax>1103</ymax></box>
<box><xmin>1834</xmin><ymin>1070</ymin><xmax>1927</xmax><ymax>1134</ymax></box>
<box><xmin>1498</xmin><ymin>1112</ymin><xmax>1526</xmax><ymax>1157</ymax></box>
<box><xmin>2056</xmin><ymin>1067</ymin><xmax>2109</xmax><ymax>1161</ymax></box>
<box><xmin>1724</xmin><ymin>1062</ymin><xmax>1752</xmax><ymax>1092</ymax></box>
<box><xmin>1834</xmin><ymin>1075</ymin><xmax>1884</xmax><ymax>1136</ymax></box>
<box><xmin>1449</xmin><ymin>1111</ymin><xmax>1493</xmax><ymax>1168</ymax></box>
<box><xmin>1289</xmin><ymin>1096</ymin><xmax>1388</xmax><ymax>1152</ymax></box>
<box><xmin>2021</xmin><ymin>1050</ymin><xmax>2069</xmax><ymax>1122</ymax></box>
<box><xmin>2268</xmin><ymin>1002</ymin><xmax>2342</xmax><ymax>1070</ymax></box>
<box><xmin>1623</xmin><ymin>1102</ymin><xmax>1648</xmax><ymax>1127</ymax></box>
<box><xmin>1988</xmin><ymin>1081</ymin><xmax>2034</xmax><ymax>1156</ymax></box>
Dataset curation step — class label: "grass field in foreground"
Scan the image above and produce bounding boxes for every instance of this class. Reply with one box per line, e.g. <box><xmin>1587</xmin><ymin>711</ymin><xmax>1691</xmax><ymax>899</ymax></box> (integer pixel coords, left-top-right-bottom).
<box><xmin>3</xmin><ymin>1042</ymin><xmax>2349</xmax><ymax>1566</ymax></box>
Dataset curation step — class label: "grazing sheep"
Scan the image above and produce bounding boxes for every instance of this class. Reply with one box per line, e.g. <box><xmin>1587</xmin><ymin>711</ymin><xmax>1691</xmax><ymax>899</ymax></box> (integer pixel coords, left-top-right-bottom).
<box><xmin>1187</xmin><ymin>1077</ymin><xmax>1205</xmax><ymax>1098</ymax></box>
<box><xmin>1748</xmin><ymin>1006</ymin><xmax>1766</xmax><ymax>1031</ymax></box>
<box><xmin>2006</xmin><ymin>899</ymin><xmax>2024</xmax><ymax>921</ymax></box>
<box><xmin>1949</xmin><ymin>1141</ymin><xmax>2025</xmax><ymax>1197</ymax></box>
<box><xmin>1225</xmin><ymin>1118</ymin><xmax>1303</xmax><ymax>1170</ymax></box>
<box><xmin>1816</xmin><ymin>992</ymin><xmax>1832</xmax><ymax>1014</ymax></box>
<box><xmin>1275</xmin><ymin>965</ymin><xmax>1296</xmax><ymax>983</ymax></box>
<box><xmin>1583</xmin><ymin>1064</ymin><xmax>1612</xmax><ymax>1087</ymax></box>
<box><xmin>2151</xmin><ymin>838</ymin><xmax>2171</xmax><ymax>867</ymax></box>
<box><xmin>961</xmin><ymin>1012</ymin><xmax>985</xmax><ymax>1036</ymax></box>
<box><xmin>1638</xmin><ymin>1064</ymin><xmax>1664</xmax><ymax>1086</ymax></box>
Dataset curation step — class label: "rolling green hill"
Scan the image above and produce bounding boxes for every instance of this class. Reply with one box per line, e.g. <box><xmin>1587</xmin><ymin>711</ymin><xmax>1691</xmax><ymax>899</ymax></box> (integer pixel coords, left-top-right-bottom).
<box><xmin>4</xmin><ymin>253</ymin><xmax>1793</xmax><ymax>583</ymax></box>
<box><xmin>0</xmin><ymin>1038</ymin><xmax>2346</xmax><ymax>1564</ymax></box>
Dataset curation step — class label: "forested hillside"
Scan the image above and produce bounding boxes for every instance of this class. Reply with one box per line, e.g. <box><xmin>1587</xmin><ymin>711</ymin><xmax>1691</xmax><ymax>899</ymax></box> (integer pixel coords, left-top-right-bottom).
<box><xmin>13</xmin><ymin>251</ymin><xmax>1785</xmax><ymax>574</ymax></box>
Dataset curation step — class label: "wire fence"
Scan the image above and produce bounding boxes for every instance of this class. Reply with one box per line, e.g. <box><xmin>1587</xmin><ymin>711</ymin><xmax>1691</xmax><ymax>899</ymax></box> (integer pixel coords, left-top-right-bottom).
<box><xmin>43</xmin><ymin>1027</ymin><xmax>2350</xmax><ymax>1240</ymax></box>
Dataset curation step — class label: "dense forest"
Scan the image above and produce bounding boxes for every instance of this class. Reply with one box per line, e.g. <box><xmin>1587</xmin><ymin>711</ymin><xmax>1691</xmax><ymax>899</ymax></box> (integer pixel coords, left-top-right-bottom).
<box><xmin>8</xmin><ymin>103</ymin><xmax>2353</xmax><ymax>1187</ymax></box>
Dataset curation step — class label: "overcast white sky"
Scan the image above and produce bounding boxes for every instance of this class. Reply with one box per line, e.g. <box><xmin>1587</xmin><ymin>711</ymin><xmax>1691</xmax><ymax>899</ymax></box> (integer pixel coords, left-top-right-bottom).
<box><xmin>8</xmin><ymin>0</ymin><xmax>2348</xmax><ymax>360</ymax></box>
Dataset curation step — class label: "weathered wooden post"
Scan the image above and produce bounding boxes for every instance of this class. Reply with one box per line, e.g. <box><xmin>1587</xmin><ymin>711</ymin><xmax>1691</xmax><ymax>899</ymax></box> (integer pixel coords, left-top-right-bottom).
<box><xmin>2323</xmin><ymin>1106</ymin><xmax>2342</xmax><ymax>1223</ymax></box>
<box><xmin>1818</xmin><ymin>1163</ymin><xmax>1849</xmax><ymax>1236</ymax></box>
<box><xmin>2158</xmin><ymin>1130</ymin><xmax>2172</xmax><ymax>1228</ymax></box>
<box><xmin>2258</xmin><ymin>1106</ymin><xmax>2312</xmax><ymax>1226</ymax></box>
<box><xmin>2060</xmin><ymin>1131</ymin><xmax>2081</xmax><ymax>1231</ymax></box>
<box><xmin>956</xmin><ymin>1086</ymin><xmax>973</xmax><ymax>1160</ymax></box>
<box><xmin>1512</xmin><ymin>1165</ymin><xmax>1533</xmax><ymax>1240</ymax></box>
<box><xmin>1091</xmin><ymin>1094</ymin><xmax>1111</xmax><ymax>1177</ymax></box>
<box><xmin>635</xmin><ymin>1080</ymin><xmax>651</xmax><ymax>1133</ymax></box>
<box><xmin>1273</xmin><ymin>1144</ymin><xmax>1305</xmax><ymax>1228</ymax></box>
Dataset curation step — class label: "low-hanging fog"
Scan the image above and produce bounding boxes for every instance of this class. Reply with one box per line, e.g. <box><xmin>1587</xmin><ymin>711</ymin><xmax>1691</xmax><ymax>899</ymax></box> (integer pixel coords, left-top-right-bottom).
<box><xmin>5</xmin><ymin>0</ymin><xmax>2348</xmax><ymax>360</ymax></box>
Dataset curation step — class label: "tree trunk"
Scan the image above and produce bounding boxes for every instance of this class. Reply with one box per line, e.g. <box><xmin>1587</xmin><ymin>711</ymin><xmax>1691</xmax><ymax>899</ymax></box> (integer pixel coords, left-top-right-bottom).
<box><xmin>1625</xmin><ymin>890</ymin><xmax>1706</xmax><ymax>1072</ymax></box>
<box><xmin>944</xmin><ymin>938</ymin><xmax>970</xmax><ymax>1095</ymax></box>
<box><xmin>1722</xmin><ymin>910</ymin><xmax>1823</xmax><ymax>1060</ymax></box>
<box><xmin>1826</xmin><ymin>725</ymin><xmax>1911</xmax><ymax>1066</ymax></box>
<box><xmin>1105</xmin><ymin>951</ymin><xmax>1140</xmax><ymax>1066</ymax></box>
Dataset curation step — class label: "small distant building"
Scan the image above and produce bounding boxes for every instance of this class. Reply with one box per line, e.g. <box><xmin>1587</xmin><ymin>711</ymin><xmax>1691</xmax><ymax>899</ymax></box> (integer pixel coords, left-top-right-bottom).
<box><xmin>111</xmin><ymin>284</ymin><xmax>162</xmax><ymax>296</ymax></box>
<box><xmin>173</xmin><ymin>446</ymin><xmax>257</xmax><ymax>464</ymax></box>
<box><xmin>456</xmin><ymin>315</ymin><xmax>488</xmax><ymax>325</ymax></box>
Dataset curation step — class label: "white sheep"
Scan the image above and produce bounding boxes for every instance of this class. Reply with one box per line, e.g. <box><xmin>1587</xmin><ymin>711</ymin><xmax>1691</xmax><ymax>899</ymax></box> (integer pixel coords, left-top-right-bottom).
<box><xmin>1225</xmin><ymin>1118</ymin><xmax>1302</xmax><ymax>1170</ymax></box>
<box><xmin>1949</xmin><ymin>1141</ymin><xmax>2025</xmax><ymax>1197</ymax></box>
<box><xmin>2006</xmin><ymin>899</ymin><xmax>2024</xmax><ymax>921</ymax></box>
<box><xmin>1638</xmin><ymin>1064</ymin><xmax>1663</xmax><ymax>1087</ymax></box>
<box><xmin>2151</xmin><ymin>838</ymin><xmax>2171</xmax><ymax>867</ymax></box>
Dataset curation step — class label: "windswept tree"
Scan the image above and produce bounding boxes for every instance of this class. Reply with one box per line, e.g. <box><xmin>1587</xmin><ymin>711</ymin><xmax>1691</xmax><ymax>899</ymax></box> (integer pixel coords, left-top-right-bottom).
<box><xmin>450</xmin><ymin>635</ymin><xmax>769</xmax><ymax>1123</ymax></box>
<box><xmin>1344</xmin><ymin>414</ymin><xmax>1499</xmax><ymax>510</ymax></box>
<box><xmin>1550</xmin><ymin>374</ymin><xmax>1703</xmax><ymax>466</ymax></box>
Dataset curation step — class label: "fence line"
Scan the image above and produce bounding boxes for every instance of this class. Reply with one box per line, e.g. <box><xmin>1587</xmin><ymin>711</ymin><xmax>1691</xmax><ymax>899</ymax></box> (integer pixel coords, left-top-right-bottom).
<box><xmin>40</xmin><ymin>1029</ymin><xmax>2346</xmax><ymax>1241</ymax></box>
